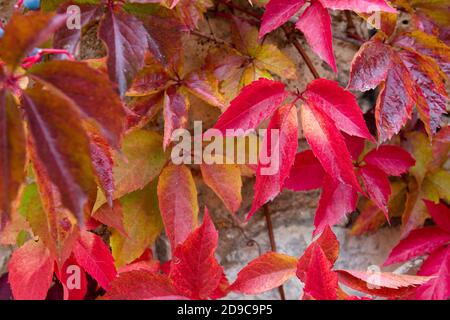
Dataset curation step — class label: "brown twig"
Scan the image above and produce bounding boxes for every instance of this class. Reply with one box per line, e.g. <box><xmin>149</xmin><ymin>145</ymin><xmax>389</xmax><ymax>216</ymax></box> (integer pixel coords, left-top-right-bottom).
<box><xmin>263</xmin><ymin>204</ymin><xmax>286</xmax><ymax>300</ymax></box>
<box><xmin>190</xmin><ymin>29</ymin><xmax>234</xmax><ymax>48</ymax></box>
<box><xmin>281</xmin><ymin>25</ymin><xmax>321</xmax><ymax>79</ymax></box>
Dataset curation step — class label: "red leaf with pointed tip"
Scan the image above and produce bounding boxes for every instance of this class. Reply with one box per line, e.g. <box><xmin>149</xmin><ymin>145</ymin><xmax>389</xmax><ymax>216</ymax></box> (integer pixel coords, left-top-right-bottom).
<box><xmin>99</xmin><ymin>9</ymin><xmax>148</xmax><ymax>97</ymax></box>
<box><xmin>320</xmin><ymin>0</ymin><xmax>396</xmax><ymax>13</ymax></box>
<box><xmin>375</xmin><ymin>53</ymin><xmax>416</xmax><ymax>142</ymax></box>
<box><xmin>55</xmin><ymin>255</ymin><xmax>88</xmax><ymax>300</ymax></box>
<box><xmin>297</xmin><ymin>226</ymin><xmax>340</xmax><ymax>281</ymax></box>
<box><xmin>424</xmin><ymin>200</ymin><xmax>450</xmax><ymax>234</ymax></box>
<box><xmin>247</xmin><ymin>104</ymin><xmax>298</xmax><ymax>219</ymax></box>
<box><xmin>169</xmin><ymin>210</ymin><xmax>224</xmax><ymax>300</ymax></box>
<box><xmin>284</xmin><ymin>150</ymin><xmax>325</xmax><ymax>191</ymax></box>
<box><xmin>348</xmin><ymin>40</ymin><xmax>394</xmax><ymax>92</ymax></box>
<box><xmin>213</xmin><ymin>79</ymin><xmax>287</xmax><ymax>134</ymax></box>
<box><xmin>303</xmin><ymin>79</ymin><xmax>373</xmax><ymax>141</ymax></box>
<box><xmin>359</xmin><ymin>164</ymin><xmax>391</xmax><ymax>216</ymax></box>
<box><xmin>231</xmin><ymin>252</ymin><xmax>298</xmax><ymax>295</ymax></box>
<box><xmin>301</xmin><ymin>102</ymin><xmax>361</xmax><ymax>192</ymax></box>
<box><xmin>384</xmin><ymin>227</ymin><xmax>450</xmax><ymax>266</ymax></box>
<box><xmin>416</xmin><ymin>246</ymin><xmax>450</xmax><ymax>300</ymax></box>
<box><xmin>157</xmin><ymin>164</ymin><xmax>198</xmax><ymax>251</ymax></box>
<box><xmin>364</xmin><ymin>145</ymin><xmax>416</xmax><ymax>176</ymax></box>
<box><xmin>0</xmin><ymin>89</ymin><xmax>26</xmax><ymax>228</ymax></box>
<box><xmin>296</xmin><ymin>1</ymin><xmax>337</xmax><ymax>73</ymax></box>
<box><xmin>313</xmin><ymin>175</ymin><xmax>358</xmax><ymax>236</ymax></box>
<box><xmin>8</xmin><ymin>240</ymin><xmax>54</xmax><ymax>300</ymax></box>
<box><xmin>22</xmin><ymin>87</ymin><xmax>97</xmax><ymax>224</ymax></box>
<box><xmin>72</xmin><ymin>231</ymin><xmax>117</xmax><ymax>290</ymax></box>
<box><xmin>163</xmin><ymin>87</ymin><xmax>189</xmax><ymax>150</ymax></box>
<box><xmin>303</xmin><ymin>245</ymin><xmax>338</xmax><ymax>300</ymax></box>
<box><xmin>104</xmin><ymin>270</ymin><xmax>186</xmax><ymax>300</ymax></box>
<box><xmin>336</xmin><ymin>269</ymin><xmax>430</xmax><ymax>298</ymax></box>
<box><xmin>259</xmin><ymin>0</ymin><xmax>306</xmax><ymax>37</ymax></box>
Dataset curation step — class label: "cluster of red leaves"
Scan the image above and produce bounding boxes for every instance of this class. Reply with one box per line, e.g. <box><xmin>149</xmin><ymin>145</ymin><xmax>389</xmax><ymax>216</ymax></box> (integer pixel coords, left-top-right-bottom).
<box><xmin>98</xmin><ymin>218</ymin><xmax>433</xmax><ymax>301</ymax></box>
<box><xmin>0</xmin><ymin>0</ymin><xmax>448</xmax><ymax>300</ymax></box>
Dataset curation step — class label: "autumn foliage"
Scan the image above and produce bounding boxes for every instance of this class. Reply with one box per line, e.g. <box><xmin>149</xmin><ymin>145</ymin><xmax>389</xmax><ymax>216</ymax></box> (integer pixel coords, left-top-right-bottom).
<box><xmin>0</xmin><ymin>0</ymin><xmax>449</xmax><ymax>300</ymax></box>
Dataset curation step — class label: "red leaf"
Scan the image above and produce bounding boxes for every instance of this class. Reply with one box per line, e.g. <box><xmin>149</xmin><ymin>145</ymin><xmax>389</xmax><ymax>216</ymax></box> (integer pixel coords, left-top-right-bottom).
<box><xmin>336</xmin><ymin>269</ymin><xmax>430</xmax><ymax>298</ymax></box>
<box><xmin>384</xmin><ymin>227</ymin><xmax>450</xmax><ymax>266</ymax></box>
<box><xmin>284</xmin><ymin>150</ymin><xmax>325</xmax><ymax>191</ymax></box>
<box><xmin>28</xmin><ymin>60</ymin><xmax>126</xmax><ymax>149</ymax></box>
<box><xmin>296</xmin><ymin>1</ymin><xmax>337</xmax><ymax>73</ymax></box>
<box><xmin>424</xmin><ymin>200</ymin><xmax>450</xmax><ymax>234</ymax></box>
<box><xmin>416</xmin><ymin>246</ymin><xmax>450</xmax><ymax>300</ymax></box>
<box><xmin>259</xmin><ymin>0</ymin><xmax>306</xmax><ymax>37</ymax></box>
<box><xmin>139</xmin><ymin>11</ymin><xmax>186</xmax><ymax>69</ymax></box>
<box><xmin>72</xmin><ymin>231</ymin><xmax>117</xmax><ymax>290</ymax></box>
<box><xmin>104</xmin><ymin>270</ymin><xmax>186</xmax><ymax>300</ymax></box>
<box><xmin>348</xmin><ymin>40</ymin><xmax>394</xmax><ymax>92</ymax></box>
<box><xmin>55</xmin><ymin>255</ymin><xmax>87</xmax><ymax>300</ymax></box>
<box><xmin>301</xmin><ymin>102</ymin><xmax>361</xmax><ymax>192</ymax></box>
<box><xmin>343</xmin><ymin>133</ymin><xmax>365</xmax><ymax>161</ymax></box>
<box><xmin>364</xmin><ymin>145</ymin><xmax>415</xmax><ymax>176</ymax></box>
<box><xmin>297</xmin><ymin>226</ymin><xmax>340</xmax><ymax>281</ymax></box>
<box><xmin>118</xmin><ymin>249</ymin><xmax>160</xmax><ymax>274</ymax></box>
<box><xmin>213</xmin><ymin>79</ymin><xmax>287</xmax><ymax>134</ymax></box>
<box><xmin>169</xmin><ymin>210</ymin><xmax>224</xmax><ymax>300</ymax></box>
<box><xmin>359</xmin><ymin>164</ymin><xmax>391</xmax><ymax>216</ymax></box>
<box><xmin>247</xmin><ymin>104</ymin><xmax>298</xmax><ymax>219</ymax></box>
<box><xmin>22</xmin><ymin>86</ymin><xmax>97</xmax><ymax>224</ymax></box>
<box><xmin>99</xmin><ymin>9</ymin><xmax>148</xmax><ymax>97</ymax></box>
<box><xmin>88</xmin><ymin>131</ymin><xmax>114</xmax><ymax>206</ymax></box>
<box><xmin>313</xmin><ymin>175</ymin><xmax>358</xmax><ymax>236</ymax></box>
<box><xmin>0</xmin><ymin>89</ymin><xmax>26</xmax><ymax>228</ymax></box>
<box><xmin>303</xmin><ymin>245</ymin><xmax>338</xmax><ymax>300</ymax></box>
<box><xmin>157</xmin><ymin>164</ymin><xmax>199</xmax><ymax>250</ymax></box>
<box><xmin>303</xmin><ymin>79</ymin><xmax>373</xmax><ymax>141</ymax></box>
<box><xmin>320</xmin><ymin>0</ymin><xmax>396</xmax><ymax>13</ymax></box>
<box><xmin>398</xmin><ymin>49</ymin><xmax>448</xmax><ymax>135</ymax></box>
<box><xmin>375</xmin><ymin>54</ymin><xmax>416</xmax><ymax>142</ymax></box>
<box><xmin>231</xmin><ymin>252</ymin><xmax>298</xmax><ymax>295</ymax></box>
<box><xmin>8</xmin><ymin>240</ymin><xmax>54</xmax><ymax>300</ymax></box>
<box><xmin>209</xmin><ymin>272</ymin><xmax>231</xmax><ymax>300</ymax></box>
<box><xmin>163</xmin><ymin>87</ymin><xmax>189</xmax><ymax>150</ymax></box>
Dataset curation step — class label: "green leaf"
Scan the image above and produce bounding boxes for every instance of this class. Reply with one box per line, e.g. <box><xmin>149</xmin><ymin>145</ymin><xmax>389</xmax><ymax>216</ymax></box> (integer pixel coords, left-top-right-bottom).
<box><xmin>110</xmin><ymin>180</ymin><xmax>164</xmax><ymax>268</ymax></box>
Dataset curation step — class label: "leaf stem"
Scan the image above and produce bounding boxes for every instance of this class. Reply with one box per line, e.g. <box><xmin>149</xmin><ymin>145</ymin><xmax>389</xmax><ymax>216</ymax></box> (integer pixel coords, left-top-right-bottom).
<box><xmin>190</xmin><ymin>29</ymin><xmax>234</xmax><ymax>48</ymax></box>
<box><xmin>281</xmin><ymin>25</ymin><xmax>320</xmax><ymax>80</ymax></box>
<box><xmin>263</xmin><ymin>203</ymin><xmax>286</xmax><ymax>300</ymax></box>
